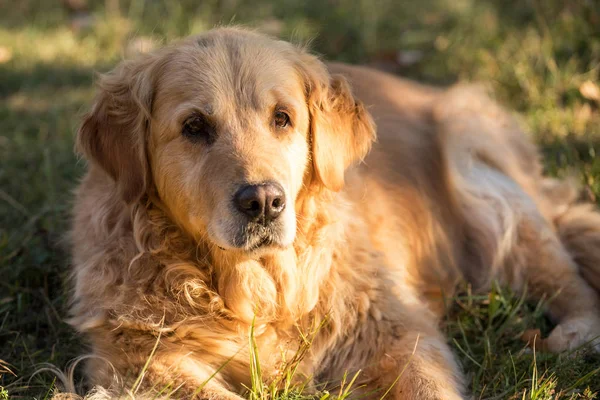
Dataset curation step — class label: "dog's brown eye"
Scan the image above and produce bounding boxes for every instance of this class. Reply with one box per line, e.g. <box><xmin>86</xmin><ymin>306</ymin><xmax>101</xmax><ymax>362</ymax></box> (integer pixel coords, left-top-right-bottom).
<box><xmin>273</xmin><ymin>110</ymin><xmax>290</xmax><ymax>129</ymax></box>
<box><xmin>182</xmin><ymin>114</ymin><xmax>215</xmax><ymax>144</ymax></box>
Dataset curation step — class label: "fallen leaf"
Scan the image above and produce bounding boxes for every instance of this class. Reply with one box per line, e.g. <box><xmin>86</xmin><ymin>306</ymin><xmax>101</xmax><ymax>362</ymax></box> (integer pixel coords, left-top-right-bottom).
<box><xmin>0</xmin><ymin>46</ymin><xmax>13</xmax><ymax>64</ymax></box>
<box><xmin>580</xmin><ymin>80</ymin><xmax>600</xmax><ymax>101</ymax></box>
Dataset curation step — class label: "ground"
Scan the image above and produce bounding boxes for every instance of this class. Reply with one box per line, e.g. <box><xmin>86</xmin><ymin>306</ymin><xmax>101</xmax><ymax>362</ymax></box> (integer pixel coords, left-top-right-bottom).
<box><xmin>1</xmin><ymin>0</ymin><xmax>600</xmax><ymax>398</ymax></box>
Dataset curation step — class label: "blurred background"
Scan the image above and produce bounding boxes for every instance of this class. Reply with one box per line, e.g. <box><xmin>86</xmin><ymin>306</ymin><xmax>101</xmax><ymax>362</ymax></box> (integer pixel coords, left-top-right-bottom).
<box><xmin>1</xmin><ymin>0</ymin><xmax>600</xmax><ymax>398</ymax></box>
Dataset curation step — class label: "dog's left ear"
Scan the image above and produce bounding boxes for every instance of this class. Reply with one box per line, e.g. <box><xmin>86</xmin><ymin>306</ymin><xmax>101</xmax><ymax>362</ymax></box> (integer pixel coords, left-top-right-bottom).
<box><xmin>296</xmin><ymin>53</ymin><xmax>376</xmax><ymax>191</ymax></box>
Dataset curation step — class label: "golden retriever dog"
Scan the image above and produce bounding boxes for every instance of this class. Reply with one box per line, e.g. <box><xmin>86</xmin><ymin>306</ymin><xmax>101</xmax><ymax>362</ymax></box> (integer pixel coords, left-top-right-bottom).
<box><xmin>70</xmin><ymin>27</ymin><xmax>600</xmax><ymax>399</ymax></box>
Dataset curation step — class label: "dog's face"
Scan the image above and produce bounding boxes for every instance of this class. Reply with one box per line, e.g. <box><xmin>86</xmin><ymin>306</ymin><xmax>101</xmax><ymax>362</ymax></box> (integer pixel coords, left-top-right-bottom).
<box><xmin>77</xmin><ymin>28</ymin><xmax>375</xmax><ymax>255</ymax></box>
<box><xmin>147</xmin><ymin>35</ymin><xmax>312</xmax><ymax>252</ymax></box>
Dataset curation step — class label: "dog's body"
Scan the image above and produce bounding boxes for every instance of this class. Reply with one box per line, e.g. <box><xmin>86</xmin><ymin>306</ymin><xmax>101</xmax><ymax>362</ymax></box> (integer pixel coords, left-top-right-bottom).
<box><xmin>70</xmin><ymin>28</ymin><xmax>600</xmax><ymax>399</ymax></box>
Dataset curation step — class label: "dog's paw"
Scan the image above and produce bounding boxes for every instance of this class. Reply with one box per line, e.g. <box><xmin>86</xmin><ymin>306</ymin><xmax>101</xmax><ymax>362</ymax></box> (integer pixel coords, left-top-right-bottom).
<box><xmin>522</xmin><ymin>315</ymin><xmax>600</xmax><ymax>353</ymax></box>
<box><xmin>545</xmin><ymin>315</ymin><xmax>600</xmax><ymax>353</ymax></box>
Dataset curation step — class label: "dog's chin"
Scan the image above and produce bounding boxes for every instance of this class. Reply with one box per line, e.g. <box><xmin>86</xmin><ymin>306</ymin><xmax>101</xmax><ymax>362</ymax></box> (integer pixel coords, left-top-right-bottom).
<box><xmin>242</xmin><ymin>233</ymin><xmax>291</xmax><ymax>254</ymax></box>
<box><xmin>215</xmin><ymin>239</ymin><xmax>288</xmax><ymax>258</ymax></box>
<box><xmin>211</xmin><ymin>232</ymin><xmax>291</xmax><ymax>256</ymax></box>
<box><xmin>209</xmin><ymin>216</ymin><xmax>296</xmax><ymax>256</ymax></box>
<box><xmin>246</xmin><ymin>237</ymin><xmax>286</xmax><ymax>256</ymax></box>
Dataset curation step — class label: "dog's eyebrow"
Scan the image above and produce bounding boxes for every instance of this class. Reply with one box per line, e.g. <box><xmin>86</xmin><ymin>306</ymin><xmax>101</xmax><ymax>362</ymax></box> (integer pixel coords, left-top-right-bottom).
<box><xmin>270</xmin><ymin>90</ymin><xmax>303</xmax><ymax>113</ymax></box>
<box><xmin>195</xmin><ymin>35</ymin><xmax>216</xmax><ymax>48</ymax></box>
<box><xmin>168</xmin><ymin>103</ymin><xmax>216</xmax><ymax>127</ymax></box>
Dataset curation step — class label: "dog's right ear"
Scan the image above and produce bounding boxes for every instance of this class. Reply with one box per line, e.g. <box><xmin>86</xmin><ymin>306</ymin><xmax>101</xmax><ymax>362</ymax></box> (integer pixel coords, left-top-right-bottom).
<box><xmin>77</xmin><ymin>56</ymin><xmax>156</xmax><ymax>204</ymax></box>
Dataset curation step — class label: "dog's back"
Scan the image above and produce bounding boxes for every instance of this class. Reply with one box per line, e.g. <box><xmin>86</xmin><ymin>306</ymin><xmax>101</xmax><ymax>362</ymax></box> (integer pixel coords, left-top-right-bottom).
<box><xmin>334</xmin><ymin>64</ymin><xmax>600</xmax><ymax>326</ymax></box>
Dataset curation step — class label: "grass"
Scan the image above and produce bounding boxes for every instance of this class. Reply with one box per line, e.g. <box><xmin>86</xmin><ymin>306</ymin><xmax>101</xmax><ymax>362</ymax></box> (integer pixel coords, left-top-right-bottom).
<box><xmin>1</xmin><ymin>0</ymin><xmax>599</xmax><ymax>398</ymax></box>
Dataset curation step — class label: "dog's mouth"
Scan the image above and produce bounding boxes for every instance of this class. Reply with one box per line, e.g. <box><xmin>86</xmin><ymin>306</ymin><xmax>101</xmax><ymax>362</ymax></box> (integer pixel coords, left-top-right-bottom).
<box><xmin>239</xmin><ymin>227</ymin><xmax>279</xmax><ymax>252</ymax></box>
<box><xmin>216</xmin><ymin>221</ymin><xmax>285</xmax><ymax>253</ymax></box>
<box><xmin>211</xmin><ymin>206</ymin><xmax>295</xmax><ymax>253</ymax></box>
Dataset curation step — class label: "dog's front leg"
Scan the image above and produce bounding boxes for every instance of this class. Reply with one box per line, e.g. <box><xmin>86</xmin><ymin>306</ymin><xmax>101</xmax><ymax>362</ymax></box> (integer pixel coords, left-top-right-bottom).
<box><xmin>367</xmin><ymin>328</ymin><xmax>465</xmax><ymax>400</ymax></box>
<box><xmin>318</xmin><ymin>303</ymin><xmax>465</xmax><ymax>400</ymax></box>
<box><xmin>83</xmin><ymin>347</ymin><xmax>246</xmax><ymax>400</ymax></box>
<box><xmin>136</xmin><ymin>354</ymin><xmax>248</xmax><ymax>400</ymax></box>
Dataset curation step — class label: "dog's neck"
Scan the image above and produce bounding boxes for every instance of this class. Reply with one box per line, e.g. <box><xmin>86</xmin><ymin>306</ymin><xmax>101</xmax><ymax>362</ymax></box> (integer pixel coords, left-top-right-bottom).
<box><xmin>134</xmin><ymin>187</ymin><xmax>353</xmax><ymax>332</ymax></box>
<box><xmin>117</xmin><ymin>185</ymin><xmax>381</xmax><ymax>380</ymax></box>
<box><xmin>209</xmin><ymin>188</ymin><xmax>350</xmax><ymax>328</ymax></box>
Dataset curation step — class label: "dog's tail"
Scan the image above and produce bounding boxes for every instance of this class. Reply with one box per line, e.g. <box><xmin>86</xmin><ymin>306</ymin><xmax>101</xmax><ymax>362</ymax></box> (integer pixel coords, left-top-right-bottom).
<box><xmin>554</xmin><ymin>199</ymin><xmax>600</xmax><ymax>293</ymax></box>
<box><xmin>431</xmin><ymin>83</ymin><xmax>600</xmax><ymax>293</ymax></box>
<box><xmin>541</xmin><ymin>175</ymin><xmax>600</xmax><ymax>292</ymax></box>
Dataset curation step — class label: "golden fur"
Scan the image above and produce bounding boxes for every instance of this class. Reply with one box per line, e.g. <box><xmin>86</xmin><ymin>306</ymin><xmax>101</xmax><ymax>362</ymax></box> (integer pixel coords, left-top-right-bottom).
<box><xmin>69</xmin><ymin>28</ymin><xmax>600</xmax><ymax>399</ymax></box>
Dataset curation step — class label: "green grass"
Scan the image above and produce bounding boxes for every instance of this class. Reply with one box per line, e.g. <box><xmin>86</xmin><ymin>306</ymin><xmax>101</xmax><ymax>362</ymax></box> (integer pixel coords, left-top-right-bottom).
<box><xmin>1</xmin><ymin>0</ymin><xmax>600</xmax><ymax>398</ymax></box>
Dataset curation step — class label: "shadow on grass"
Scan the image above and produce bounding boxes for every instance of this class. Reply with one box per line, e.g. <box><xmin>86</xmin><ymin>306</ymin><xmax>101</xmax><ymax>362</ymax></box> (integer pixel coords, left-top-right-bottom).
<box><xmin>0</xmin><ymin>59</ymin><xmax>94</xmax><ymax>397</ymax></box>
<box><xmin>0</xmin><ymin>63</ymin><xmax>105</xmax><ymax>97</ymax></box>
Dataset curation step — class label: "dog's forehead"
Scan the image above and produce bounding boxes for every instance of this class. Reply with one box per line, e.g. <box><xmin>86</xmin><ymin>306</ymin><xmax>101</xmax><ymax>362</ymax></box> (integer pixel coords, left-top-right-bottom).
<box><xmin>157</xmin><ymin>33</ymin><xmax>305</xmax><ymax>112</ymax></box>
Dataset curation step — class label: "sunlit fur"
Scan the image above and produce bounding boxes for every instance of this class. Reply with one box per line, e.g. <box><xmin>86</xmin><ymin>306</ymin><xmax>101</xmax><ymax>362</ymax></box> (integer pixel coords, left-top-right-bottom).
<box><xmin>69</xmin><ymin>28</ymin><xmax>600</xmax><ymax>399</ymax></box>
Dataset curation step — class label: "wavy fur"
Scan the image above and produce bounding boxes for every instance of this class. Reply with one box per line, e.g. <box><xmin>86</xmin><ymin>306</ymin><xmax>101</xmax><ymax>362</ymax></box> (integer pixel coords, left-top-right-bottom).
<box><xmin>67</xmin><ymin>28</ymin><xmax>600</xmax><ymax>399</ymax></box>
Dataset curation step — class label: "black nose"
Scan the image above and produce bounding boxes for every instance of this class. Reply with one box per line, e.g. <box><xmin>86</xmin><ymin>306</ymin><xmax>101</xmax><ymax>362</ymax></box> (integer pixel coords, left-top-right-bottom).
<box><xmin>234</xmin><ymin>182</ymin><xmax>286</xmax><ymax>223</ymax></box>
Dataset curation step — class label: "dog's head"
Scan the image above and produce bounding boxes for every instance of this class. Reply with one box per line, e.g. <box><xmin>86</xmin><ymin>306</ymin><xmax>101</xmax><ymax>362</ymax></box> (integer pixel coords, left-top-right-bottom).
<box><xmin>77</xmin><ymin>28</ymin><xmax>375</xmax><ymax>255</ymax></box>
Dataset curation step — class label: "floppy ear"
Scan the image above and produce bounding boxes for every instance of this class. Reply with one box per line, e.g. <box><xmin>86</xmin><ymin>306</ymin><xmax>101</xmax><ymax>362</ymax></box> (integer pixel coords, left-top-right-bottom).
<box><xmin>297</xmin><ymin>54</ymin><xmax>376</xmax><ymax>191</ymax></box>
<box><xmin>76</xmin><ymin>56</ymin><xmax>156</xmax><ymax>204</ymax></box>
